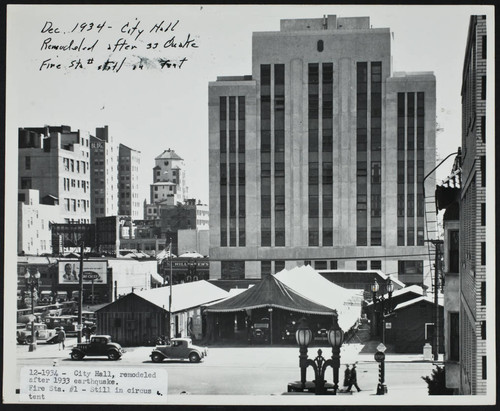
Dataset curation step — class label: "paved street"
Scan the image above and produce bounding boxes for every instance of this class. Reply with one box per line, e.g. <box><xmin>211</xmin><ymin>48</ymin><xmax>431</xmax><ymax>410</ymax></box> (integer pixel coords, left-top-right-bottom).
<box><xmin>16</xmin><ymin>337</ymin><xmax>438</xmax><ymax>398</ymax></box>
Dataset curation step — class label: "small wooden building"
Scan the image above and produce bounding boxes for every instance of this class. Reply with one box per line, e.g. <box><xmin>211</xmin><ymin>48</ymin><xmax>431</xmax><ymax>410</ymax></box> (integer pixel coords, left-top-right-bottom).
<box><xmin>96</xmin><ymin>293</ymin><xmax>167</xmax><ymax>346</ymax></box>
<box><xmin>96</xmin><ymin>280</ymin><xmax>229</xmax><ymax>346</ymax></box>
<box><xmin>384</xmin><ymin>296</ymin><xmax>444</xmax><ymax>353</ymax></box>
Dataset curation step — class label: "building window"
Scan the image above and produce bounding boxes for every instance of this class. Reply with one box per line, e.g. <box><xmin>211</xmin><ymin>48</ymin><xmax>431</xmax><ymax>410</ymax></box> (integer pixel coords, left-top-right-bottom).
<box><xmin>481</xmin><ymin>242</ymin><xmax>486</xmax><ymax>265</ymax></box>
<box><xmin>481</xmin><ymin>203</ymin><xmax>486</xmax><ymax>225</ymax></box>
<box><xmin>449</xmin><ymin>312</ymin><xmax>459</xmax><ymax>361</ymax></box>
<box><xmin>449</xmin><ymin>230</ymin><xmax>459</xmax><ymax>273</ymax></box>
<box><xmin>221</xmin><ymin>261</ymin><xmax>245</xmax><ymax>280</ymax></box>
<box><xmin>481</xmin><ymin>281</ymin><xmax>486</xmax><ymax>305</ymax></box>
<box><xmin>398</xmin><ymin>260</ymin><xmax>423</xmax><ymax>285</ymax></box>
<box><xmin>21</xmin><ymin>178</ymin><xmax>32</xmax><ymax>189</ymax></box>
<box><xmin>261</xmin><ymin>261</ymin><xmax>271</xmax><ymax>277</ymax></box>
<box><xmin>315</xmin><ymin>261</ymin><xmax>327</xmax><ymax>270</ymax></box>
<box><xmin>481</xmin><ymin>76</ymin><xmax>486</xmax><ymax>100</ymax></box>
<box><xmin>275</xmin><ymin>260</ymin><xmax>285</xmax><ymax>273</ymax></box>
<box><xmin>481</xmin><ymin>320</ymin><xmax>486</xmax><ymax>340</ymax></box>
<box><xmin>356</xmin><ymin>261</ymin><xmax>367</xmax><ymax>271</ymax></box>
<box><xmin>371</xmin><ymin>260</ymin><xmax>382</xmax><ymax>270</ymax></box>
<box><xmin>317</xmin><ymin>40</ymin><xmax>324</xmax><ymax>52</ymax></box>
<box><xmin>482</xmin><ymin>356</ymin><xmax>487</xmax><ymax>380</ymax></box>
<box><xmin>25</xmin><ymin>156</ymin><xmax>31</xmax><ymax>170</ymax></box>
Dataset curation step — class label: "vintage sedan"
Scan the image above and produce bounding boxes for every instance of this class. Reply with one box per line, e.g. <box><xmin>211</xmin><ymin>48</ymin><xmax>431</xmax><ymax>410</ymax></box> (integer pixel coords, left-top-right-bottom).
<box><xmin>70</xmin><ymin>335</ymin><xmax>124</xmax><ymax>361</ymax></box>
<box><xmin>17</xmin><ymin>323</ymin><xmax>59</xmax><ymax>344</ymax></box>
<box><xmin>150</xmin><ymin>338</ymin><xmax>207</xmax><ymax>363</ymax></box>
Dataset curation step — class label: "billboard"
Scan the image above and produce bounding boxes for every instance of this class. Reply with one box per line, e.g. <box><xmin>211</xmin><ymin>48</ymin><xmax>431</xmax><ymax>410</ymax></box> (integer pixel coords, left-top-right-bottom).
<box><xmin>58</xmin><ymin>260</ymin><xmax>107</xmax><ymax>284</ymax></box>
<box><xmin>51</xmin><ymin>223</ymin><xmax>96</xmax><ymax>247</ymax></box>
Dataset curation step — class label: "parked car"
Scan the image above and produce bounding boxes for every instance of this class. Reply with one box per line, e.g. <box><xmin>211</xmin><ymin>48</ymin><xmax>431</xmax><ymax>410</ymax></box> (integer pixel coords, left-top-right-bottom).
<box><xmin>39</xmin><ymin>291</ymin><xmax>53</xmax><ymax>305</ymax></box>
<box><xmin>315</xmin><ymin>328</ymin><xmax>328</xmax><ymax>341</ymax></box>
<box><xmin>150</xmin><ymin>338</ymin><xmax>207</xmax><ymax>363</ymax></box>
<box><xmin>251</xmin><ymin>318</ymin><xmax>270</xmax><ymax>344</ymax></box>
<box><xmin>56</xmin><ymin>291</ymin><xmax>68</xmax><ymax>303</ymax></box>
<box><xmin>281</xmin><ymin>320</ymin><xmax>298</xmax><ymax>341</ymax></box>
<box><xmin>70</xmin><ymin>335</ymin><xmax>124</xmax><ymax>361</ymax></box>
<box><xmin>17</xmin><ymin>323</ymin><xmax>59</xmax><ymax>344</ymax></box>
<box><xmin>44</xmin><ymin>315</ymin><xmax>79</xmax><ymax>335</ymax></box>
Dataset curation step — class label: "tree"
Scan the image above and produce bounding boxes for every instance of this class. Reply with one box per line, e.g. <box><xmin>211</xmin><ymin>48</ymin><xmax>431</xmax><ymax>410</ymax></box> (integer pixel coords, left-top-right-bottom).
<box><xmin>421</xmin><ymin>365</ymin><xmax>454</xmax><ymax>395</ymax></box>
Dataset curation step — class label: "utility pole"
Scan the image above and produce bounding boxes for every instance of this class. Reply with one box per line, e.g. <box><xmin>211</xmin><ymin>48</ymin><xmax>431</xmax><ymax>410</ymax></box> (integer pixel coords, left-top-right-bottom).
<box><xmin>78</xmin><ymin>240</ymin><xmax>84</xmax><ymax>343</ymax></box>
<box><xmin>426</xmin><ymin>239</ymin><xmax>443</xmax><ymax>361</ymax></box>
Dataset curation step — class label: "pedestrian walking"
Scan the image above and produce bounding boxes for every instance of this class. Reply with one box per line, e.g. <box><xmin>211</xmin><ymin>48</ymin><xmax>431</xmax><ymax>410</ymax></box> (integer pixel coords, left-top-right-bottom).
<box><xmin>57</xmin><ymin>327</ymin><xmax>66</xmax><ymax>350</ymax></box>
<box><xmin>346</xmin><ymin>364</ymin><xmax>361</xmax><ymax>392</ymax></box>
<box><xmin>343</xmin><ymin>364</ymin><xmax>351</xmax><ymax>390</ymax></box>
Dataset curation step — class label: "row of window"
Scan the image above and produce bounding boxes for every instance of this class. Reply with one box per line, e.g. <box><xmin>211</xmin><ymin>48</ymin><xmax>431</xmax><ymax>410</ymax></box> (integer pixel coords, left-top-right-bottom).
<box><xmin>64</xmin><ymin>198</ymin><xmax>90</xmax><ymax>212</ymax></box>
<box><xmin>62</xmin><ymin>157</ymin><xmax>89</xmax><ymax>174</ymax></box>
<box><xmin>63</xmin><ymin>178</ymin><xmax>89</xmax><ymax>192</ymax></box>
<box><xmin>218</xmin><ymin>259</ymin><xmax>423</xmax><ymax>280</ymax></box>
<box><xmin>220</xmin><ymin>95</ymin><xmax>246</xmax><ymax>247</ymax></box>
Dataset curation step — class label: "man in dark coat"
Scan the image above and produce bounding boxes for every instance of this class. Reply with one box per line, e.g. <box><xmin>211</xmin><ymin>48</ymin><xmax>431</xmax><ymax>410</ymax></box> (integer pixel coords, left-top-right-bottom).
<box><xmin>343</xmin><ymin>364</ymin><xmax>351</xmax><ymax>390</ymax></box>
<box><xmin>346</xmin><ymin>364</ymin><xmax>361</xmax><ymax>392</ymax></box>
<box><xmin>57</xmin><ymin>327</ymin><xmax>66</xmax><ymax>350</ymax></box>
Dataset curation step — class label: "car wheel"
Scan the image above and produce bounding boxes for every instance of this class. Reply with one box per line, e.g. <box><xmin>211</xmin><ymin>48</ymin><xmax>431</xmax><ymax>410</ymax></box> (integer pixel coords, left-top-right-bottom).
<box><xmin>108</xmin><ymin>350</ymin><xmax>120</xmax><ymax>361</ymax></box>
<box><xmin>71</xmin><ymin>351</ymin><xmax>83</xmax><ymax>361</ymax></box>
<box><xmin>188</xmin><ymin>352</ymin><xmax>200</xmax><ymax>363</ymax></box>
<box><xmin>151</xmin><ymin>353</ymin><xmax>164</xmax><ymax>363</ymax></box>
<box><xmin>26</xmin><ymin>336</ymin><xmax>33</xmax><ymax>344</ymax></box>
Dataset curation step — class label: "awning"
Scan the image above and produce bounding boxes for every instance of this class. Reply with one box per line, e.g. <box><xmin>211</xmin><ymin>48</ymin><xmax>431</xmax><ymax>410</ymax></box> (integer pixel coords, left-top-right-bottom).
<box><xmin>151</xmin><ymin>272</ymin><xmax>164</xmax><ymax>284</ymax></box>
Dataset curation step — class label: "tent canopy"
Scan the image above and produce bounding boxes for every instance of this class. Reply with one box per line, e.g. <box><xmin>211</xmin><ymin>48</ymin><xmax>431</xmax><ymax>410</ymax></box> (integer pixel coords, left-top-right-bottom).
<box><xmin>205</xmin><ymin>274</ymin><xmax>336</xmax><ymax>316</ymax></box>
<box><xmin>134</xmin><ymin>280</ymin><xmax>229</xmax><ymax>313</ymax></box>
<box><xmin>274</xmin><ymin>265</ymin><xmax>363</xmax><ymax>331</ymax></box>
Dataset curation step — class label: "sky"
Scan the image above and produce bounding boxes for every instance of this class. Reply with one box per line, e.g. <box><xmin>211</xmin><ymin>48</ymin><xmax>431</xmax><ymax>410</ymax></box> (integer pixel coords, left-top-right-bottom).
<box><xmin>6</xmin><ymin>4</ymin><xmax>494</xmax><ymax>205</ymax></box>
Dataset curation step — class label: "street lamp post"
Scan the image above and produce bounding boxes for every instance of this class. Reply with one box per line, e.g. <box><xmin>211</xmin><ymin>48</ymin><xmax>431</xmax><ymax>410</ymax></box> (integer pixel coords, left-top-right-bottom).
<box><xmin>25</xmin><ymin>268</ymin><xmax>41</xmax><ymax>352</ymax></box>
<box><xmin>289</xmin><ymin>316</ymin><xmax>344</xmax><ymax>395</ymax></box>
<box><xmin>371</xmin><ymin>277</ymin><xmax>394</xmax><ymax>344</ymax></box>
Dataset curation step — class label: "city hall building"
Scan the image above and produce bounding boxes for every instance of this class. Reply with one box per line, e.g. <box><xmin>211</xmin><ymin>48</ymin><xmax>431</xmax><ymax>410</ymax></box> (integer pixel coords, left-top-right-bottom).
<box><xmin>208</xmin><ymin>15</ymin><xmax>436</xmax><ymax>285</ymax></box>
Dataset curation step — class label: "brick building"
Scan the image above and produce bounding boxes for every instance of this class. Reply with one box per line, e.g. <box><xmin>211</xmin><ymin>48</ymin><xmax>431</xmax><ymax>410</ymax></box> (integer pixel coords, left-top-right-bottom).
<box><xmin>458</xmin><ymin>15</ymin><xmax>488</xmax><ymax>395</ymax></box>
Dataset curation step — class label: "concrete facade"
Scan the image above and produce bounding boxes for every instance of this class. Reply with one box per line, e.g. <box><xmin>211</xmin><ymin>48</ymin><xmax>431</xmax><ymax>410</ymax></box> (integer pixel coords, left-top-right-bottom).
<box><xmin>459</xmin><ymin>15</ymin><xmax>488</xmax><ymax>396</ymax></box>
<box><xmin>178</xmin><ymin>228</ymin><xmax>210</xmax><ymax>256</ymax></box>
<box><xmin>118</xmin><ymin>143</ymin><xmax>142</xmax><ymax>219</ymax></box>
<box><xmin>18</xmin><ymin>125</ymin><xmax>91</xmax><ymax>224</ymax></box>
<box><xmin>90</xmin><ymin>126</ymin><xmax>118</xmax><ymax>222</ymax></box>
<box><xmin>208</xmin><ymin>15</ymin><xmax>436</xmax><ymax>283</ymax></box>
<box><xmin>17</xmin><ymin>189</ymin><xmax>64</xmax><ymax>255</ymax></box>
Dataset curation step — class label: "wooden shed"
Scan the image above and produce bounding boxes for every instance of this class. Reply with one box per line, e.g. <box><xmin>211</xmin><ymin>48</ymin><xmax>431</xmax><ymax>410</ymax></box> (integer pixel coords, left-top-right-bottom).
<box><xmin>384</xmin><ymin>296</ymin><xmax>444</xmax><ymax>353</ymax></box>
<box><xmin>96</xmin><ymin>293</ymin><xmax>168</xmax><ymax>346</ymax></box>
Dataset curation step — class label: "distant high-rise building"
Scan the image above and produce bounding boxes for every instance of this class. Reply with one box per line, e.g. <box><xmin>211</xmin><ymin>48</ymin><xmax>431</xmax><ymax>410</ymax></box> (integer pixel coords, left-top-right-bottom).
<box><xmin>458</xmin><ymin>15</ymin><xmax>488</xmax><ymax>396</ymax></box>
<box><xmin>90</xmin><ymin>125</ymin><xmax>118</xmax><ymax>222</ymax></box>
<box><xmin>144</xmin><ymin>148</ymin><xmax>188</xmax><ymax>219</ymax></box>
<box><xmin>208</xmin><ymin>15</ymin><xmax>436</xmax><ymax>284</ymax></box>
<box><xmin>18</xmin><ymin>125</ymin><xmax>91</xmax><ymax>224</ymax></box>
<box><xmin>118</xmin><ymin>143</ymin><xmax>141</xmax><ymax>219</ymax></box>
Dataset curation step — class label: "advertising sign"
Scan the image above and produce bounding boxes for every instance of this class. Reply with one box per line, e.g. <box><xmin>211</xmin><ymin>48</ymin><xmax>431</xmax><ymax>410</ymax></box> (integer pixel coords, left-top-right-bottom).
<box><xmin>58</xmin><ymin>261</ymin><xmax>107</xmax><ymax>284</ymax></box>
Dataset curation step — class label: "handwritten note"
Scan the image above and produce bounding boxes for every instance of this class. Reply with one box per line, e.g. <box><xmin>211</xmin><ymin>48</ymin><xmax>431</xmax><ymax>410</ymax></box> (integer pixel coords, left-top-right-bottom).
<box><xmin>20</xmin><ymin>366</ymin><xmax>168</xmax><ymax>403</ymax></box>
<box><xmin>38</xmin><ymin>18</ymin><xmax>199</xmax><ymax>73</ymax></box>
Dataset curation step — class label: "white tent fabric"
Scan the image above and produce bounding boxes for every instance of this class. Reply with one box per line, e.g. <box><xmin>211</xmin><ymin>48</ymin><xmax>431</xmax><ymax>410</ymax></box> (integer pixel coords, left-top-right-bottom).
<box><xmin>274</xmin><ymin>265</ymin><xmax>363</xmax><ymax>332</ymax></box>
<box><xmin>178</xmin><ymin>251</ymin><xmax>204</xmax><ymax>258</ymax></box>
<box><xmin>156</xmin><ymin>249</ymin><xmax>176</xmax><ymax>260</ymax></box>
<box><xmin>134</xmin><ymin>280</ymin><xmax>229</xmax><ymax>313</ymax></box>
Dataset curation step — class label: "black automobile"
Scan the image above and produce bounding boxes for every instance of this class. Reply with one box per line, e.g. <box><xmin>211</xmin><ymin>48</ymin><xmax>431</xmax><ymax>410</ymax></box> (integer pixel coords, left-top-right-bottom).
<box><xmin>281</xmin><ymin>320</ymin><xmax>298</xmax><ymax>341</ymax></box>
<box><xmin>251</xmin><ymin>318</ymin><xmax>270</xmax><ymax>344</ymax></box>
<box><xmin>70</xmin><ymin>335</ymin><xmax>124</xmax><ymax>361</ymax></box>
